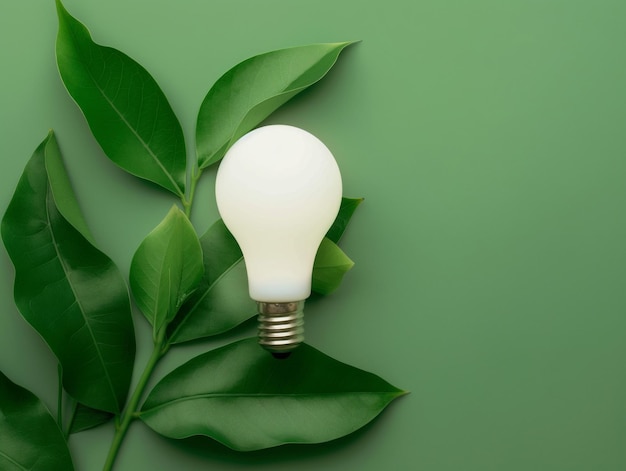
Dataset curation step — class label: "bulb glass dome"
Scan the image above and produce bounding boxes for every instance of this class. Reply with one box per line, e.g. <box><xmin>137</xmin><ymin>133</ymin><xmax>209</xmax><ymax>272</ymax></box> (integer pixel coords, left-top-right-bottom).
<box><xmin>215</xmin><ymin>125</ymin><xmax>343</xmax><ymax>303</ymax></box>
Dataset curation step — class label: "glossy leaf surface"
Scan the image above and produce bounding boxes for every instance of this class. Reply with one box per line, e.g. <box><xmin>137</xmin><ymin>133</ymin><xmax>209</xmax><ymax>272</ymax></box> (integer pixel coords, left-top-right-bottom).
<box><xmin>196</xmin><ymin>42</ymin><xmax>355</xmax><ymax>168</ymax></box>
<box><xmin>167</xmin><ymin>219</ymin><xmax>255</xmax><ymax>343</ymax></box>
<box><xmin>311</xmin><ymin>237</ymin><xmax>354</xmax><ymax>295</ymax></box>
<box><xmin>1</xmin><ymin>133</ymin><xmax>135</xmax><ymax>413</ymax></box>
<box><xmin>130</xmin><ymin>206</ymin><xmax>203</xmax><ymax>337</ymax></box>
<box><xmin>45</xmin><ymin>132</ymin><xmax>95</xmax><ymax>244</ymax></box>
<box><xmin>168</xmin><ymin>198</ymin><xmax>360</xmax><ymax>343</ymax></box>
<box><xmin>140</xmin><ymin>338</ymin><xmax>404</xmax><ymax>450</ymax></box>
<box><xmin>0</xmin><ymin>371</ymin><xmax>74</xmax><ymax>470</ymax></box>
<box><xmin>55</xmin><ymin>0</ymin><xmax>186</xmax><ymax>196</ymax></box>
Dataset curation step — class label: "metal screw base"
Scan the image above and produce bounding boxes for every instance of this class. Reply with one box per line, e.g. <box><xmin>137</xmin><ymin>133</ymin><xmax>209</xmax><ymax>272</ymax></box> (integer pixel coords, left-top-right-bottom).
<box><xmin>258</xmin><ymin>301</ymin><xmax>305</xmax><ymax>354</ymax></box>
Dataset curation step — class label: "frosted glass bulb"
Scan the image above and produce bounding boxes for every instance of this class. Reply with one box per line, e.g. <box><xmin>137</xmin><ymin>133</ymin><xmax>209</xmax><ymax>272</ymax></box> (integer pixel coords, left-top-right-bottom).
<box><xmin>215</xmin><ymin>125</ymin><xmax>343</xmax><ymax>354</ymax></box>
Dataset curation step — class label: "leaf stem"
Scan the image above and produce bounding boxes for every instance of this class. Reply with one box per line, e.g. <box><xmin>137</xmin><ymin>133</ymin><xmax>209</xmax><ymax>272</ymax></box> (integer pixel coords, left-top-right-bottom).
<box><xmin>182</xmin><ymin>166</ymin><xmax>202</xmax><ymax>218</ymax></box>
<box><xmin>102</xmin><ymin>328</ymin><xmax>167</xmax><ymax>471</ymax></box>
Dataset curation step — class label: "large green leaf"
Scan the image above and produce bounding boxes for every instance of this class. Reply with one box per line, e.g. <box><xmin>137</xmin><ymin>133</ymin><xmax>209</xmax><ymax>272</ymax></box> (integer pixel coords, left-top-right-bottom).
<box><xmin>140</xmin><ymin>338</ymin><xmax>404</xmax><ymax>450</ymax></box>
<box><xmin>130</xmin><ymin>205</ymin><xmax>203</xmax><ymax>338</ymax></box>
<box><xmin>55</xmin><ymin>0</ymin><xmax>186</xmax><ymax>196</ymax></box>
<box><xmin>168</xmin><ymin>198</ymin><xmax>359</xmax><ymax>343</ymax></box>
<box><xmin>1</xmin><ymin>132</ymin><xmax>135</xmax><ymax>413</ymax></box>
<box><xmin>0</xmin><ymin>371</ymin><xmax>74</xmax><ymax>470</ymax></box>
<box><xmin>196</xmin><ymin>42</ymin><xmax>356</xmax><ymax>168</ymax></box>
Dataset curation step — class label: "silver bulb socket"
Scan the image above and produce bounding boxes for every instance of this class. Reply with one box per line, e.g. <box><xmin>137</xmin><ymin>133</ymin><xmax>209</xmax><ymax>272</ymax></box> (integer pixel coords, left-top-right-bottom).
<box><xmin>258</xmin><ymin>301</ymin><xmax>305</xmax><ymax>353</ymax></box>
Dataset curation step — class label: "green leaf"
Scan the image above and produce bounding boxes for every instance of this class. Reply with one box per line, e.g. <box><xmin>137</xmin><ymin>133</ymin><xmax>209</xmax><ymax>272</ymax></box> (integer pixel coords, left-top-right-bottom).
<box><xmin>168</xmin><ymin>197</ymin><xmax>362</xmax><ymax>343</ymax></box>
<box><xmin>312</xmin><ymin>238</ymin><xmax>354</xmax><ymax>295</ymax></box>
<box><xmin>68</xmin><ymin>403</ymin><xmax>114</xmax><ymax>435</ymax></box>
<box><xmin>167</xmin><ymin>219</ymin><xmax>255</xmax><ymax>343</ymax></box>
<box><xmin>55</xmin><ymin>0</ymin><xmax>186</xmax><ymax>196</ymax></box>
<box><xmin>45</xmin><ymin>131</ymin><xmax>95</xmax><ymax>245</ymax></box>
<box><xmin>326</xmin><ymin>197</ymin><xmax>363</xmax><ymax>243</ymax></box>
<box><xmin>130</xmin><ymin>205</ymin><xmax>203</xmax><ymax>337</ymax></box>
<box><xmin>0</xmin><ymin>370</ymin><xmax>74</xmax><ymax>470</ymax></box>
<box><xmin>196</xmin><ymin>42</ymin><xmax>356</xmax><ymax>168</ymax></box>
<box><xmin>1</xmin><ymin>132</ymin><xmax>135</xmax><ymax>413</ymax></box>
<box><xmin>140</xmin><ymin>338</ymin><xmax>405</xmax><ymax>451</ymax></box>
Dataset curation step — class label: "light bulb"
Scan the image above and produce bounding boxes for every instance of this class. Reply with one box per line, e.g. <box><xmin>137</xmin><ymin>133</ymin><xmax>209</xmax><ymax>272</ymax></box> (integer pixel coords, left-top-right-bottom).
<box><xmin>215</xmin><ymin>124</ymin><xmax>343</xmax><ymax>355</ymax></box>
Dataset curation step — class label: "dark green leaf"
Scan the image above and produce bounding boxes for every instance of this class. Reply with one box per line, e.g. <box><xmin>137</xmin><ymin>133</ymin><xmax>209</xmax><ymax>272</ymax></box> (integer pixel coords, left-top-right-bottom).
<box><xmin>1</xmin><ymin>132</ymin><xmax>135</xmax><ymax>413</ymax></box>
<box><xmin>326</xmin><ymin>197</ymin><xmax>363</xmax><ymax>243</ymax></box>
<box><xmin>130</xmin><ymin>205</ymin><xmax>203</xmax><ymax>337</ymax></box>
<box><xmin>55</xmin><ymin>0</ymin><xmax>186</xmax><ymax>196</ymax></box>
<box><xmin>45</xmin><ymin>132</ymin><xmax>95</xmax><ymax>244</ymax></box>
<box><xmin>312</xmin><ymin>238</ymin><xmax>354</xmax><ymax>295</ymax></box>
<box><xmin>196</xmin><ymin>42</ymin><xmax>356</xmax><ymax>168</ymax></box>
<box><xmin>68</xmin><ymin>403</ymin><xmax>114</xmax><ymax>434</ymax></box>
<box><xmin>167</xmin><ymin>219</ymin><xmax>254</xmax><ymax>343</ymax></box>
<box><xmin>140</xmin><ymin>338</ymin><xmax>404</xmax><ymax>450</ymax></box>
<box><xmin>0</xmin><ymin>370</ymin><xmax>74</xmax><ymax>470</ymax></box>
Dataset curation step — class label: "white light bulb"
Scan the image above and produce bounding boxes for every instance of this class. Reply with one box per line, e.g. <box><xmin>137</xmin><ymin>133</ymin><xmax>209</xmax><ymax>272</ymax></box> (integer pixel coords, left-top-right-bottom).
<box><xmin>215</xmin><ymin>125</ymin><xmax>343</xmax><ymax>354</ymax></box>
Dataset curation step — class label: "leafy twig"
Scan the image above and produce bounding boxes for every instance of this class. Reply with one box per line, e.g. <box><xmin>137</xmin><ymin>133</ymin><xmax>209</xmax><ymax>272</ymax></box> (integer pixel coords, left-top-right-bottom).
<box><xmin>103</xmin><ymin>328</ymin><xmax>168</xmax><ymax>471</ymax></box>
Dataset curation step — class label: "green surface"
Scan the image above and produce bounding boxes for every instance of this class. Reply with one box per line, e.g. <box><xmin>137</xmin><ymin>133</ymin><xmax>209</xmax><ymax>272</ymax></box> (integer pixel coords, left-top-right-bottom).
<box><xmin>1</xmin><ymin>0</ymin><xmax>626</xmax><ymax>470</ymax></box>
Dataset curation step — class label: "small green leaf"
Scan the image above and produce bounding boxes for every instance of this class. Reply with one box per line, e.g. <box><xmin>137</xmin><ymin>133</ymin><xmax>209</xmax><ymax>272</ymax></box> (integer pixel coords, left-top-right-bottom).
<box><xmin>130</xmin><ymin>206</ymin><xmax>203</xmax><ymax>337</ymax></box>
<box><xmin>55</xmin><ymin>0</ymin><xmax>186</xmax><ymax>196</ymax></box>
<box><xmin>167</xmin><ymin>219</ymin><xmax>255</xmax><ymax>343</ymax></box>
<box><xmin>1</xmin><ymin>132</ymin><xmax>135</xmax><ymax>413</ymax></box>
<box><xmin>0</xmin><ymin>370</ymin><xmax>74</xmax><ymax>470</ymax></box>
<box><xmin>196</xmin><ymin>42</ymin><xmax>356</xmax><ymax>168</ymax></box>
<box><xmin>140</xmin><ymin>338</ymin><xmax>404</xmax><ymax>451</ymax></box>
<box><xmin>68</xmin><ymin>403</ymin><xmax>114</xmax><ymax>435</ymax></box>
<box><xmin>312</xmin><ymin>238</ymin><xmax>354</xmax><ymax>295</ymax></box>
<box><xmin>326</xmin><ymin>197</ymin><xmax>363</xmax><ymax>243</ymax></box>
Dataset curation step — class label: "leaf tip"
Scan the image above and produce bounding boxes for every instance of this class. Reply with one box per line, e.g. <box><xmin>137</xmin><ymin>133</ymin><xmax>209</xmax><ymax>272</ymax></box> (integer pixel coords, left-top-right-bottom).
<box><xmin>54</xmin><ymin>0</ymin><xmax>67</xmax><ymax>19</ymax></box>
<box><xmin>167</xmin><ymin>203</ymin><xmax>184</xmax><ymax>216</ymax></box>
<box><xmin>334</xmin><ymin>40</ymin><xmax>361</xmax><ymax>52</ymax></box>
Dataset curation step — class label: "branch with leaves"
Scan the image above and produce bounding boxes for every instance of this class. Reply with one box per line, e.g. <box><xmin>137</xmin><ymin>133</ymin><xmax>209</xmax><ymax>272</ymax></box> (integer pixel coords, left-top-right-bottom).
<box><xmin>0</xmin><ymin>1</ymin><xmax>405</xmax><ymax>470</ymax></box>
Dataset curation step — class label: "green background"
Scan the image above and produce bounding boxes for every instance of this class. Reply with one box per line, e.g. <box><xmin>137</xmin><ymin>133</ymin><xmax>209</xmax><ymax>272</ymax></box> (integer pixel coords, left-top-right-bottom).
<box><xmin>2</xmin><ymin>0</ymin><xmax>626</xmax><ymax>470</ymax></box>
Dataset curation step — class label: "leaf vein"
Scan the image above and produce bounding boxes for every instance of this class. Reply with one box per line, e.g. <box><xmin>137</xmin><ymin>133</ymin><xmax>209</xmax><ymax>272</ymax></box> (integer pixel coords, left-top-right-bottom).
<box><xmin>0</xmin><ymin>450</ymin><xmax>28</xmax><ymax>471</ymax></box>
<box><xmin>45</xmin><ymin>185</ymin><xmax>119</xmax><ymax>410</ymax></box>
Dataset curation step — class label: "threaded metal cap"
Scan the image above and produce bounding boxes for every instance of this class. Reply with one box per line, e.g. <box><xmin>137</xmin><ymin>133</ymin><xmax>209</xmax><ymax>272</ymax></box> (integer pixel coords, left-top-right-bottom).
<box><xmin>258</xmin><ymin>301</ymin><xmax>305</xmax><ymax>353</ymax></box>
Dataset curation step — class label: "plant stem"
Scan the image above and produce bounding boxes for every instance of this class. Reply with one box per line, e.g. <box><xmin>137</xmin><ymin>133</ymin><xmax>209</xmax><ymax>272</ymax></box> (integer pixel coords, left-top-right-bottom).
<box><xmin>102</xmin><ymin>328</ymin><xmax>167</xmax><ymax>471</ymax></box>
<box><xmin>182</xmin><ymin>166</ymin><xmax>202</xmax><ymax>218</ymax></box>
